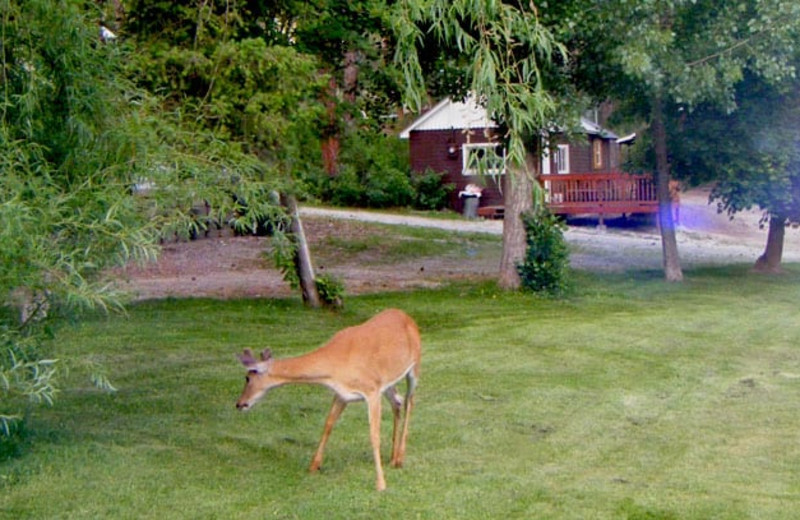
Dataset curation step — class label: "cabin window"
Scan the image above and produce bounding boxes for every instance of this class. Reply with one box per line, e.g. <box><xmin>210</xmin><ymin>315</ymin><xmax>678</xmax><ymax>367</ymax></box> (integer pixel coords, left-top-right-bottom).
<box><xmin>555</xmin><ymin>144</ymin><xmax>570</xmax><ymax>174</ymax></box>
<box><xmin>592</xmin><ymin>139</ymin><xmax>603</xmax><ymax>170</ymax></box>
<box><xmin>541</xmin><ymin>141</ymin><xmax>551</xmax><ymax>175</ymax></box>
<box><xmin>462</xmin><ymin>143</ymin><xmax>506</xmax><ymax>176</ymax></box>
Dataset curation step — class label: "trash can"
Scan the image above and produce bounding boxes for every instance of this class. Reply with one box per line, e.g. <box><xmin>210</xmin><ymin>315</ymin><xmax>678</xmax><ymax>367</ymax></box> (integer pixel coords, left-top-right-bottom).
<box><xmin>460</xmin><ymin>194</ymin><xmax>479</xmax><ymax>219</ymax></box>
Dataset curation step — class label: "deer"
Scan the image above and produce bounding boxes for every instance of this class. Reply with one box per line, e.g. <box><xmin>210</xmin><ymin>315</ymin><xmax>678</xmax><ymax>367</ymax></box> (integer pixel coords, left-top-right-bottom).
<box><xmin>235</xmin><ymin>308</ymin><xmax>421</xmax><ymax>491</ymax></box>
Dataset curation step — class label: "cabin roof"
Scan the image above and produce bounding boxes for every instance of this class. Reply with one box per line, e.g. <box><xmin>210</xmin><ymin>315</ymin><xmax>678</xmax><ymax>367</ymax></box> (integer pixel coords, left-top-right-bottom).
<box><xmin>399</xmin><ymin>96</ymin><xmax>618</xmax><ymax>140</ymax></box>
<box><xmin>580</xmin><ymin>117</ymin><xmax>618</xmax><ymax>139</ymax></box>
<box><xmin>398</xmin><ymin>96</ymin><xmax>497</xmax><ymax>138</ymax></box>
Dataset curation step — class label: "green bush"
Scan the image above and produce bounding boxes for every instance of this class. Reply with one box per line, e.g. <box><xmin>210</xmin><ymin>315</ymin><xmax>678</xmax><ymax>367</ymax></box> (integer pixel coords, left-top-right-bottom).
<box><xmin>301</xmin><ymin>130</ymin><xmax>452</xmax><ymax>210</ymax></box>
<box><xmin>338</xmin><ymin>130</ymin><xmax>410</xmax><ymax>208</ymax></box>
<box><xmin>518</xmin><ymin>207</ymin><xmax>570</xmax><ymax>295</ymax></box>
<box><xmin>363</xmin><ymin>167</ymin><xmax>415</xmax><ymax>207</ymax></box>
<box><xmin>413</xmin><ymin>168</ymin><xmax>454</xmax><ymax>210</ymax></box>
<box><xmin>315</xmin><ymin>273</ymin><xmax>345</xmax><ymax>308</ymax></box>
<box><xmin>326</xmin><ymin>166</ymin><xmax>366</xmax><ymax>207</ymax></box>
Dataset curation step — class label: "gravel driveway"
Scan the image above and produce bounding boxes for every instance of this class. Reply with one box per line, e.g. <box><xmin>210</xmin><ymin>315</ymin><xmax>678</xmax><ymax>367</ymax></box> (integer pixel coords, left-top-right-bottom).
<box><xmin>301</xmin><ymin>187</ymin><xmax>800</xmax><ymax>272</ymax></box>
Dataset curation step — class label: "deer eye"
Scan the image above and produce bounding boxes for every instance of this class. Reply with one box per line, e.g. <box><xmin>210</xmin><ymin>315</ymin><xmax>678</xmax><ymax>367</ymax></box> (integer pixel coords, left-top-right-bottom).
<box><xmin>245</xmin><ymin>375</ymin><xmax>251</xmax><ymax>383</ymax></box>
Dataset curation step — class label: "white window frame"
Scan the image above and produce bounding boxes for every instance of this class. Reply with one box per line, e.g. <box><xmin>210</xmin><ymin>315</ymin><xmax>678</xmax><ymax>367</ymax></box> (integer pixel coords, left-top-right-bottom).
<box><xmin>462</xmin><ymin>143</ymin><xmax>506</xmax><ymax>177</ymax></box>
<box><xmin>555</xmin><ymin>144</ymin><xmax>570</xmax><ymax>174</ymax></box>
<box><xmin>541</xmin><ymin>142</ymin><xmax>551</xmax><ymax>175</ymax></box>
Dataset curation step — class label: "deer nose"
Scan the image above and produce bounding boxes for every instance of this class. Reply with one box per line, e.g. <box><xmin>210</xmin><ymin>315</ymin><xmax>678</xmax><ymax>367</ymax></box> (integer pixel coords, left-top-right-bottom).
<box><xmin>236</xmin><ymin>402</ymin><xmax>248</xmax><ymax>410</ymax></box>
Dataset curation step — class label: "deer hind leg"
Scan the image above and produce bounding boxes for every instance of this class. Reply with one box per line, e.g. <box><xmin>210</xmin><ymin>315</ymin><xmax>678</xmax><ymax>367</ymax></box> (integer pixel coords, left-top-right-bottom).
<box><xmin>309</xmin><ymin>396</ymin><xmax>347</xmax><ymax>473</ymax></box>
<box><xmin>394</xmin><ymin>369</ymin><xmax>418</xmax><ymax>468</ymax></box>
<box><xmin>384</xmin><ymin>386</ymin><xmax>403</xmax><ymax>467</ymax></box>
<box><xmin>367</xmin><ymin>394</ymin><xmax>387</xmax><ymax>491</ymax></box>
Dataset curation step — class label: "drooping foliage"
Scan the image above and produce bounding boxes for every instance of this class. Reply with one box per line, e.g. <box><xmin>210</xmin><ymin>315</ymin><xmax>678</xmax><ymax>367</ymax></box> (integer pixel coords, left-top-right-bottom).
<box><xmin>0</xmin><ymin>0</ymin><xmax>271</xmax><ymax>437</ymax></box>
<box><xmin>0</xmin><ymin>0</ymin><xmax>156</xmax><ymax>435</ymax></box>
<box><xmin>393</xmin><ymin>0</ymin><xmax>566</xmax><ymax>170</ymax></box>
<box><xmin>393</xmin><ymin>0</ymin><xmax>569</xmax><ymax>289</ymax></box>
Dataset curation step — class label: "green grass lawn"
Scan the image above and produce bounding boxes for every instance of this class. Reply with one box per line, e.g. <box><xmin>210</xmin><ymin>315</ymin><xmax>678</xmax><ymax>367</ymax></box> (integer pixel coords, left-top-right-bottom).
<box><xmin>3</xmin><ymin>267</ymin><xmax>800</xmax><ymax>519</ymax></box>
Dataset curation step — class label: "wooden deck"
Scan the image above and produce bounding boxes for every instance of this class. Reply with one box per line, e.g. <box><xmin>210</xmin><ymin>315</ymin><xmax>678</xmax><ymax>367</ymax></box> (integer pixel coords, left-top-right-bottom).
<box><xmin>540</xmin><ymin>172</ymin><xmax>658</xmax><ymax>216</ymax></box>
<box><xmin>477</xmin><ymin>205</ymin><xmax>505</xmax><ymax>219</ymax></box>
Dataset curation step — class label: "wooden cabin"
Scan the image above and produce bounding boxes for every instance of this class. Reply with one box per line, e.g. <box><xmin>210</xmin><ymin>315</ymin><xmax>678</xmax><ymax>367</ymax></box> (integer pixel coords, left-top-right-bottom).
<box><xmin>399</xmin><ymin>97</ymin><xmax>504</xmax><ymax>211</ymax></box>
<box><xmin>399</xmin><ymin>97</ymin><xmax>657</xmax><ymax>218</ymax></box>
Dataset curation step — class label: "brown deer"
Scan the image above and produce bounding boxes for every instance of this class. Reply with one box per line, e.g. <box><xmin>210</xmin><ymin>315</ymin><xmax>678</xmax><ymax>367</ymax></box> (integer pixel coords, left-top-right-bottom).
<box><xmin>235</xmin><ymin>308</ymin><xmax>421</xmax><ymax>491</ymax></box>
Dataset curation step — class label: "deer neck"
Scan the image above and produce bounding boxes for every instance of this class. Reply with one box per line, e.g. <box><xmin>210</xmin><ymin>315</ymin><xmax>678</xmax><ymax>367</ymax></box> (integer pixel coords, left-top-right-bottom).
<box><xmin>270</xmin><ymin>351</ymin><xmax>331</xmax><ymax>385</ymax></box>
<box><xmin>269</xmin><ymin>349</ymin><xmax>364</xmax><ymax>402</ymax></box>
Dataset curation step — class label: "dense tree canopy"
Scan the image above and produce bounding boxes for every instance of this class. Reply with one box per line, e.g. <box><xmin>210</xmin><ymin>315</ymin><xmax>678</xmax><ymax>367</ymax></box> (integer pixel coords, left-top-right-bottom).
<box><xmin>670</xmin><ymin>72</ymin><xmax>800</xmax><ymax>271</ymax></box>
<box><xmin>561</xmin><ymin>0</ymin><xmax>800</xmax><ymax>280</ymax></box>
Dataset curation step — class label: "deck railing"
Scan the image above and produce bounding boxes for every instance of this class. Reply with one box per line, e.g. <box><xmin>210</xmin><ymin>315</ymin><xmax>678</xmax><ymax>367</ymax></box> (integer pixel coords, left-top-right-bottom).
<box><xmin>540</xmin><ymin>172</ymin><xmax>658</xmax><ymax>215</ymax></box>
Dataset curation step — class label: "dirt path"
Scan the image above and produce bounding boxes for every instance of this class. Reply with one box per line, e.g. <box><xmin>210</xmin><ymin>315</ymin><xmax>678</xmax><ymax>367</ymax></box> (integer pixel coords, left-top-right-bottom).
<box><xmin>112</xmin><ymin>187</ymin><xmax>800</xmax><ymax>301</ymax></box>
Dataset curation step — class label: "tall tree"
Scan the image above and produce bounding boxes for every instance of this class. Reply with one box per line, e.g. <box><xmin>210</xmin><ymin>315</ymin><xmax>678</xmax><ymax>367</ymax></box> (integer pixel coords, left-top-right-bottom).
<box><xmin>393</xmin><ymin>0</ymin><xmax>566</xmax><ymax>289</ymax></box>
<box><xmin>669</xmin><ymin>73</ymin><xmax>800</xmax><ymax>273</ymax></box>
<box><xmin>291</xmin><ymin>0</ymin><xmax>397</xmax><ymax>175</ymax></box>
<box><xmin>564</xmin><ymin>0</ymin><xmax>800</xmax><ymax>281</ymax></box>
<box><xmin>207</xmin><ymin>0</ymin><xmax>401</xmax><ymax>175</ymax></box>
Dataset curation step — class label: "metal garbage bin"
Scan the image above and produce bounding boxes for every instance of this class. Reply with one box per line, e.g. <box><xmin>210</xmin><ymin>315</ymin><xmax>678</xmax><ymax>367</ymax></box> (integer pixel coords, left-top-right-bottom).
<box><xmin>460</xmin><ymin>194</ymin><xmax>479</xmax><ymax>219</ymax></box>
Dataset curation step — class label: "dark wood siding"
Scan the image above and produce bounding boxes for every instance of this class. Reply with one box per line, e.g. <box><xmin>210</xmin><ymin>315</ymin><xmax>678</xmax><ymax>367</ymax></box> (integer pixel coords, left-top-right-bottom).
<box><xmin>408</xmin><ymin>129</ymin><xmax>504</xmax><ymax>209</ymax></box>
<box><xmin>569</xmin><ymin>136</ymin><xmax>619</xmax><ymax>174</ymax></box>
<box><xmin>609</xmin><ymin>139</ymin><xmax>620</xmax><ymax>169</ymax></box>
<box><xmin>592</xmin><ymin>136</ymin><xmax>619</xmax><ymax>172</ymax></box>
<box><xmin>408</xmin><ymin>129</ymin><xmax>624</xmax><ymax>212</ymax></box>
<box><xmin>570</xmin><ymin>141</ymin><xmax>592</xmax><ymax>173</ymax></box>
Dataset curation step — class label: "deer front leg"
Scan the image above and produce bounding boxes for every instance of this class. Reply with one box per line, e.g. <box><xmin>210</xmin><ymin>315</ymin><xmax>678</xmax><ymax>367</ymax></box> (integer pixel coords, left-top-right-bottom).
<box><xmin>310</xmin><ymin>396</ymin><xmax>347</xmax><ymax>473</ymax></box>
<box><xmin>367</xmin><ymin>395</ymin><xmax>387</xmax><ymax>491</ymax></box>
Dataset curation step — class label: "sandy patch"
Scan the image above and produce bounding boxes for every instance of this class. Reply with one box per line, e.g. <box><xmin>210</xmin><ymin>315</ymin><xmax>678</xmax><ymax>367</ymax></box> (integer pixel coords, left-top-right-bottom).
<box><xmin>111</xmin><ymin>187</ymin><xmax>800</xmax><ymax>300</ymax></box>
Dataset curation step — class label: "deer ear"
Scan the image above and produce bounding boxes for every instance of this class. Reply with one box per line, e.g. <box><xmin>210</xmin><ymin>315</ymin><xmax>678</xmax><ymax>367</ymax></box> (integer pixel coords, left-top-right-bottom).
<box><xmin>260</xmin><ymin>348</ymin><xmax>273</xmax><ymax>362</ymax></box>
<box><xmin>238</xmin><ymin>348</ymin><xmax>257</xmax><ymax>367</ymax></box>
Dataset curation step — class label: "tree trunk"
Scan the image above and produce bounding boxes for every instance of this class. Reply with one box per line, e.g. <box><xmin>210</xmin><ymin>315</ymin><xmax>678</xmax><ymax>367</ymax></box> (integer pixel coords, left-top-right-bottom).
<box><xmin>282</xmin><ymin>193</ymin><xmax>321</xmax><ymax>308</ymax></box>
<box><xmin>321</xmin><ymin>50</ymin><xmax>360</xmax><ymax>177</ymax></box>
<box><xmin>322</xmin><ymin>76</ymin><xmax>341</xmax><ymax>177</ymax></box>
<box><xmin>753</xmin><ymin>215</ymin><xmax>785</xmax><ymax>273</ymax></box>
<box><xmin>498</xmin><ymin>154</ymin><xmax>536</xmax><ymax>289</ymax></box>
<box><xmin>342</xmin><ymin>49</ymin><xmax>360</xmax><ymax>105</ymax></box>
<box><xmin>321</xmin><ymin>135</ymin><xmax>340</xmax><ymax>177</ymax></box>
<box><xmin>651</xmin><ymin>95</ymin><xmax>683</xmax><ymax>282</ymax></box>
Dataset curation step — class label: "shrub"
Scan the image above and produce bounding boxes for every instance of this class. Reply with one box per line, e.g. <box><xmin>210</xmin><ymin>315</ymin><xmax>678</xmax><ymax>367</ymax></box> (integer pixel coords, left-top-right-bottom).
<box><xmin>324</xmin><ymin>166</ymin><xmax>366</xmax><ymax>207</ymax></box>
<box><xmin>518</xmin><ymin>207</ymin><xmax>570</xmax><ymax>295</ymax></box>
<box><xmin>363</xmin><ymin>167</ymin><xmax>415</xmax><ymax>208</ymax></box>
<box><xmin>315</xmin><ymin>273</ymin><xmax>345</xmax><ymax>308</ymax></box>
<box><xmin>413</xmin><ymin>169</ymin><xmax>454</xmax><ymax>210</ymax></box>
<box><xmin>303</xmin><ymin>129</ymin><xmax>452</xmax><ymax>210</ymax></box>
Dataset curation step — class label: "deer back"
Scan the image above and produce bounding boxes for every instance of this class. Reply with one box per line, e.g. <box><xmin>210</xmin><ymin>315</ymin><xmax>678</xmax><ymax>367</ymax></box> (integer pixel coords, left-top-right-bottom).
<box><xmin>314</xmin><ymin>309</ymin><xmax>420</xmax><ymax>385</ymax></box>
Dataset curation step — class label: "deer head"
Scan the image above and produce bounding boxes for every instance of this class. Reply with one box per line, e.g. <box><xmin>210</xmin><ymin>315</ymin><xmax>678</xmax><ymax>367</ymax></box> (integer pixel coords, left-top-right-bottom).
<box><xmin>235</xmin><ymin>348</ymin><xmax>276</xmax><ymax>411</ymax></box>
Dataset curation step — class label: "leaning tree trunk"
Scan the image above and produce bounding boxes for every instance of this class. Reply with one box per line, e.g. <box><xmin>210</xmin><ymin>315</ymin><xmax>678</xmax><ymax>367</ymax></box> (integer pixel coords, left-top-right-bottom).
<box><xmin>651</xmin><ymin>95</ymin><xmax>683</xmax><ymax>282</ymax></box>
<box><xmin>753</xmin><ymin>215</ymin><xmax>786</xmax><ymax>274</ymax></box>
<box><xmin>498</xmin><ymin>154</ymin><xmax>536</xmax><ymax>290</ymax></box>
<box><xmin>281</xmin><ymin>193</ymin><xmax>321</xmax><ymax>308</ymax></box>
